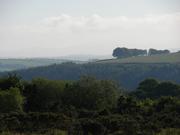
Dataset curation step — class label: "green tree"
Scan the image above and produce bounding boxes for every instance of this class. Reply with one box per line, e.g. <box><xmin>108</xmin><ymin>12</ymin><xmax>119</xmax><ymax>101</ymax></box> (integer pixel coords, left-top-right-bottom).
<box><xmin>137</xmin><ymin>78</ymin><xmax>159</xmax><ymax>92</ymax></box>
<box><xmin>112</xmin><ymin>47</ymin><xmax>147</xmax><ymax>58</ymax></box>
<box><xmin>155</xmin><ymin>82</ymin><xmax>180</xmax><ymax>98</ymax></box>
<box><xmin>0</xmin><ymin>87</ymin><xmax>24</xmax><ymax>113</ymax></box>
<box><xmin>117</xmin><ymin>95</ymin><xmax>140</xmax><ymax>114</ymax></box>
<box><xmin>132</xmin><ymin>78</ymin><xmax>158</xmax><ymax>99</ymax></box>
<box><xmin>148</xmin><ymin>48</ymin><xmax>170</xmax><ymax>56</ymax></box>
<box><xmin>132</xmin><ymin>79</ymin><xmax>180</xmax><ymax>99</ymax></box>
<box><xmin>0</xmin><ymin>73</ymin><xmax>23</xmax><ymax>91</ymax></box>
<box><xmin>24</xmin><ymin>78</ymin><xmax>67</xmax><ymax>112</ymax></box>
<box><xmin>154</xmin><ymin>97</ymin><xmax>180</xmax><ymax>113</ymax></box>
<box><xmin>62</xmin><ymin>76</ymin><xmax>118</xmax><ymax>110</ymax></box>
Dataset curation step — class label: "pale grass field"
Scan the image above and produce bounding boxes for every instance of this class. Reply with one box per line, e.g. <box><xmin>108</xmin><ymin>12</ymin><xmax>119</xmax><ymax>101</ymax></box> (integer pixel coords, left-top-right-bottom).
<box><xmin>0</xmin><ymin>128</ymin><xmax>180</xmax><ymax>135</ymax></box>
<box><xmin>0</xmin><ymin>130</ymin><xmax>67</xmax><ymax>135</ymax></box>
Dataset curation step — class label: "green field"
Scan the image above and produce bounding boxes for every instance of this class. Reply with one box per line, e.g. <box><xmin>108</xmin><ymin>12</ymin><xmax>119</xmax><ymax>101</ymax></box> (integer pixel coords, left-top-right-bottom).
<box><xmin>96</xmin><ymin>52</ymin><xmax>180</xmax><ymax>64</ymax></box>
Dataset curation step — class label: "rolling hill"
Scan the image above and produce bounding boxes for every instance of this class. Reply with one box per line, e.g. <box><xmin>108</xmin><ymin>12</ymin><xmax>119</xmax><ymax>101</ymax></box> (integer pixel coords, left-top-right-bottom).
<box><xmin>0</xmin><ymin>52</ymin><xmax>180</xmax><ymax>90</ymax></box>
<box><xmin>0</xmin><ymin>55</ymin><xmax>112</xmax><ymax>72</ymax></box>
<box><xmin>96</xmin><ymin>52</ymin><xmax>180</xmax><ymax>64</ymax></box>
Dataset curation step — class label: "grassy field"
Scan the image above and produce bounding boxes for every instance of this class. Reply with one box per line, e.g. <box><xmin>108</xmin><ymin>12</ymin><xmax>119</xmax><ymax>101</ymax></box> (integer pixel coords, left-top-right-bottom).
<box><xmin>156</xmin><ymin>128</ymin><xmax>180</xmax><ymax>135</ymax></box>
<box><xmin>0</xmin><ymin>130</ymin><xmax>67</xmax><ymax>135</ymax></box>
<box><xmin>96</xmin><ymin>52</ymin><xmax>180</xmax><ymax>64</ymax></box>
<box><xmin>1</xmin><ymin>128</ymin><xmax>180</xmax><ymax>135</ymax></box>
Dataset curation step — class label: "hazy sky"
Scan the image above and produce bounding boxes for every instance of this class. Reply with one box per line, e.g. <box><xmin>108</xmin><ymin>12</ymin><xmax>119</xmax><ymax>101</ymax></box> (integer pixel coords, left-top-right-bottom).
<box><xmin>0</xmin><ymin>0</ymin><xmax>180</xmax><ymax>57</ymax></box>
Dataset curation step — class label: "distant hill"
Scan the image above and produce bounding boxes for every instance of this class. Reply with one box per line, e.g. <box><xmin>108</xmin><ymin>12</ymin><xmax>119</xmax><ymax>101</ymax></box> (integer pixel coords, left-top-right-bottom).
<box><xmin>0</xmin><ymin>55</ymin><xmax>112</xmax><ymax>72</ymax></box>
<box><xmin>0</xmin><ymin>62</ymin><xmax>179</xmax><ymax>90</ymax></box>
<box><xmin>97</xmin><ymin>52</ymin><xmax>180</xmax><ymax>64</ymax></box>
<box><xmin>1</xmin><ymin>52</ymin><xmax>180</xmax><ymax>90</ymax></box>
<box><xmin>0</xmin><ymin>58</ymin><xmax>85</xmax><ymax>72</ymax></box>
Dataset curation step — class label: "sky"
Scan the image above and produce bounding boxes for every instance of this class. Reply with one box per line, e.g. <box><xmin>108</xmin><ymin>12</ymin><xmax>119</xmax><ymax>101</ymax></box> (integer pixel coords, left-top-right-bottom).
<box><xmin>0</xmin><ymin>0</ymin><xmax>180</xmax><ymax>57</ymax></box>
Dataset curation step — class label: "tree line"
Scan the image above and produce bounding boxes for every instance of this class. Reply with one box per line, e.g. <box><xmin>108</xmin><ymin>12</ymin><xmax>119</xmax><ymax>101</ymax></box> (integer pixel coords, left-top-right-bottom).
<box><xmin>113</xmin><ymin>47</ymin><xmax>170</xmax><ymax>58</ymax></box>
<box><xmin>0</xmin><ymin>74</ymin><xmax>180</xmax><ymax>135</ymax></box>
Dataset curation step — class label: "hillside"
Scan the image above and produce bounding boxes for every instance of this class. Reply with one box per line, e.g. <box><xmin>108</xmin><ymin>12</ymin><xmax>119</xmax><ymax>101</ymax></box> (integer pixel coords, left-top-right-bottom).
<box><xmin>1</xmin><ymin>52</ymin><xmax>180</xmax><ymax>90</ymax></box>
<box><xmin>97</xmin><ymin>52</ymin><xmax>180</xmax><ymax>64</ymax></box>
<box><xmin>0</xmin><ymin>62</ymin><xmax>179</xmax><ymax>90</ymax></box>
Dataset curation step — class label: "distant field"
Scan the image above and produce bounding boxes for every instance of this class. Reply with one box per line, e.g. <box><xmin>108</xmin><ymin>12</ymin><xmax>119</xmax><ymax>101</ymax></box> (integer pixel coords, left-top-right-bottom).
<box><xmin>96</xmin><ymin>52</ymin><xmax>180</xmax><ymax>64</ymax></box>
<box><xmin>0</xmin><ymin>58</ymin><xmax>84</xmax><ymax>72</ymax></box>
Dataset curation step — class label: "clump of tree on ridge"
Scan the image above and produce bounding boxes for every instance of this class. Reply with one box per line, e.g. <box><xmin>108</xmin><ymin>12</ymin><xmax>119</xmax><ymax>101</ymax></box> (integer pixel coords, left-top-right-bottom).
<box><xmin>113</xmin><ymin>47</ymin><xmax>170</xmax><ymax>58</ymax></box>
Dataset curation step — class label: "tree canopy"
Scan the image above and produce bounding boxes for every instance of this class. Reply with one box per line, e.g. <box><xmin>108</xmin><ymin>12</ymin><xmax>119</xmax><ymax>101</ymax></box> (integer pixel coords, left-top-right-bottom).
<box><xmin>112</xmin><ymin>47</ymin><xmax>170</xmax><ymax>58</ymax></box>
<box><xmin>132</xmin><ymin>78</ymin><xmax>180</xmax><ymax>99</ymax></box>
<box><xmin>0</xmin><ymin>75</ymin><xmax>180</xmax><ymax>135</ymax></box>
<box><xmin>0</xmin><ymin>87</ymin><xmax>24</xmax><ymax>113</ymax></box>
<box><xmin>62</xmin><ymin>76</ymin><xmax>119</xmax><ymax>110</ymax></box>
<box><xmin>112</xmin><ymin>47</ymin><xmax>147</xmax><ymax>58</ymax></box>
<box><xmin>148</xmin><ymin>48</ymin><xmax>170</xmax><ymax>56</ymax></box>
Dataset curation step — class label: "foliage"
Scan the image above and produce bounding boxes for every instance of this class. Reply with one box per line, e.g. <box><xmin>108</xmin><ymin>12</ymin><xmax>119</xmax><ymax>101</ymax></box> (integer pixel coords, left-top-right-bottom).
<box><xmin>148</xmin><ymin>48</ymin><xmax>170</xmax><ymax>56</ymax></box>
<box><xmin>0</xmin><ymin>76</ymin><xmax>179</xmax><ymax>135</ymax></box>
<box><xmin>0</xmin><ymin>112</ymin><xmax>71</xmax><ymax>133</ymax></box>
<box><xmin>112</xmin><ymin>47</ymin><xmax>170</xmax><ymax>58</ymax></box>
<box><xmin>23</xmin><ymin>78</ymin><xmax>68</xmax><ymax>112</ymax></box>
<box><xmin>132</xmin><ymin>78</ymin><xmax>180</xmax><ymax>99</ymax></box>
<box><xmin>0</xmin><ymin>74</ymin><xmax>23</xmax><ymax>91</ymax></box>
<box><xmin>62</xmin><ymin>76</ymin><xmax>118</xmax><ymax>110</ymax></box>
<box><xmin>0</xmin><ymin>87</ymin><xmax>24</xmax><ymax>113</ymax></box>
<box><xmin>117</xmin><ymin>96</ymin><xmax>140</xmax><ymax>114</ymax></box>
<box><xmin>112</xmin><ymin>47</ymin><xmax>147</xmax><ymax>58</ymax></box>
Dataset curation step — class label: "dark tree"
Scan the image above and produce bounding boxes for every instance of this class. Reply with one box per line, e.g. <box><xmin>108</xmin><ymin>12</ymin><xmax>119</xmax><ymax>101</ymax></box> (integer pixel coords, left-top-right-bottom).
<box><xmin>62</xmin><ymin>76</ymin><xmax>118</xmax><ymax>110</ymax></box>
<box><xmin>112</xmin><ymin>47</ymin><xmax>147</xmax><ymax>58</ymax></box>
<box><xmin>132</xmin><ymin>79</ymin><xmax>180</xmax><ymax>99</ymax></box>
<box><xmin>0</xmin><ymin>73</ymin><xmax>23</xmax><ymax>91</ymax></box>
<box><xmin>23</xmin><ymin>78</ymin><xmax>67</xmax><ymax>112</ymax></box>
<box><xmin>0</xmin><ymin>87</ymin><xmax>24</xmax><ymax>113</ymax></box>
<box><xmin>148</xmin><ymin>48</ymin><xmax>170</xmax><ymax>56</ymax></box>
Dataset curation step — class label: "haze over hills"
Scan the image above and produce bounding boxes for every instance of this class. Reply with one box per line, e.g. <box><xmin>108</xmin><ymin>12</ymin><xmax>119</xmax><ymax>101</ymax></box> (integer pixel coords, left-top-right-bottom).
<box><xmin>0</xmin><ymin>55</ymin><xmax>111</xmax><ymax>72</ymax></box>
<box><xmin>0</xmin><ymin>58</ymin><xmax>74</xmax><ymax>72</ymax></box>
